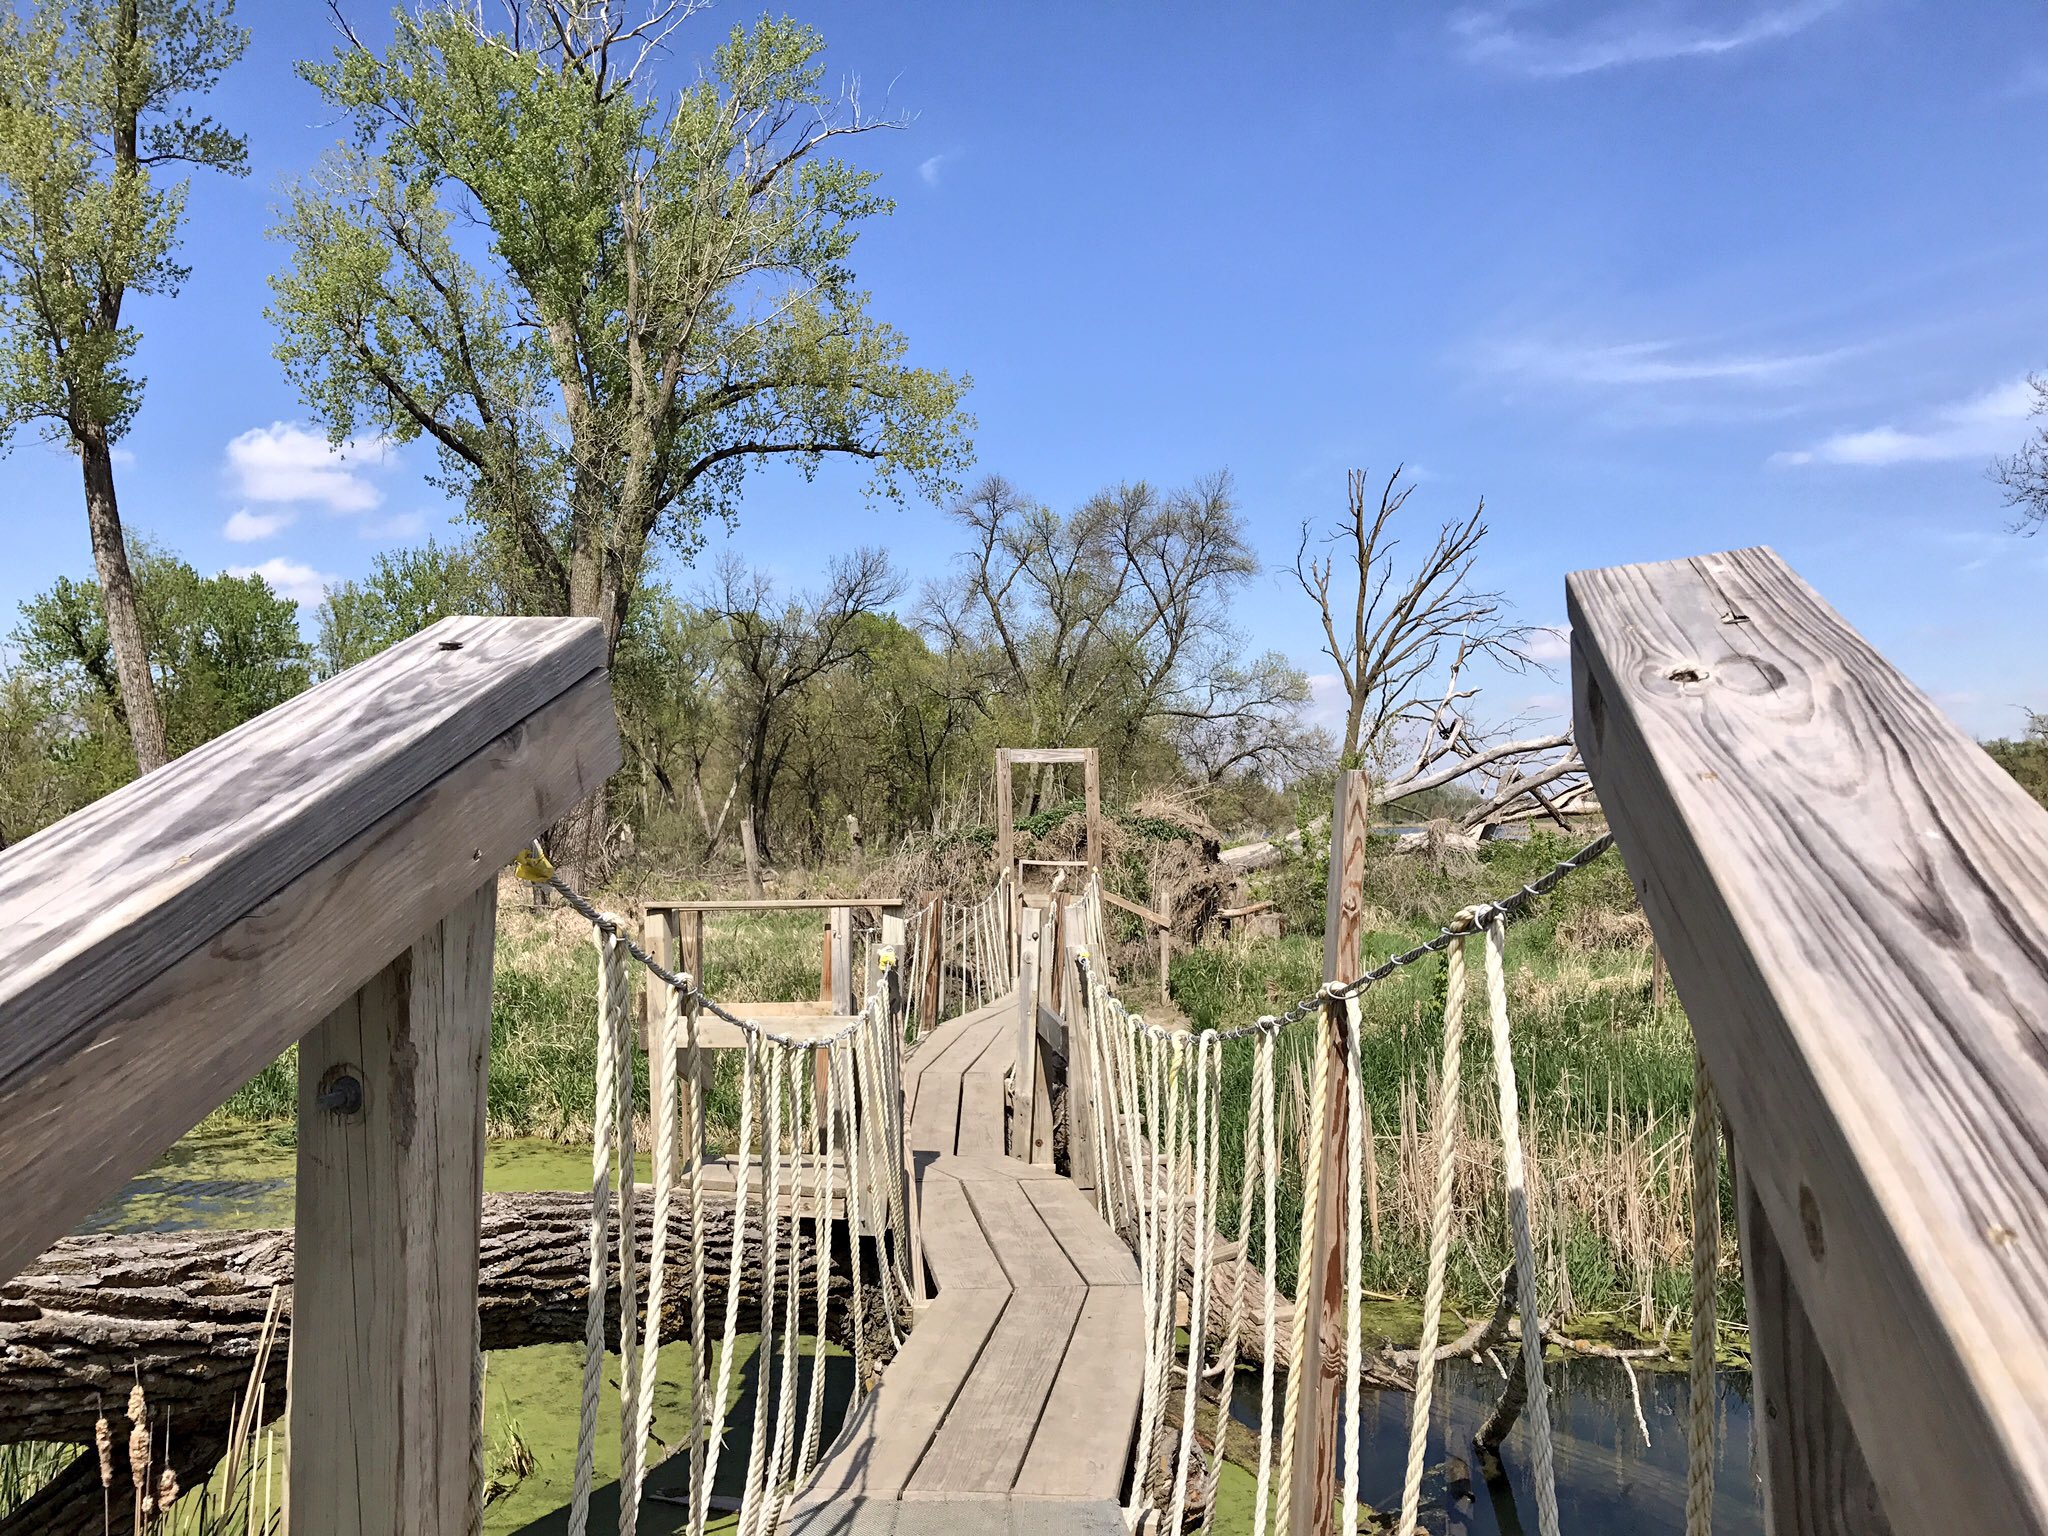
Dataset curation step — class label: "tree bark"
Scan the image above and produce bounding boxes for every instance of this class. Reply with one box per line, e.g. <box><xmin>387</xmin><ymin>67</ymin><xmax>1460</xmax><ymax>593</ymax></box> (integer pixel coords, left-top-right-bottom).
<box><xmin>76</xmin><ymin>426</ymin><xmax>167</xmax><ymax>775</ymax></box>
<box><xmin>0</xmin><ymin>1188</ymin><xmax>879</xmax><ymax>1492</ymax></box>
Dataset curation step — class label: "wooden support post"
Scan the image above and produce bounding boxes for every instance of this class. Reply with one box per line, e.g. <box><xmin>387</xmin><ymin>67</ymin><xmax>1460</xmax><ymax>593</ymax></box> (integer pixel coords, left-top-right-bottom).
<box><xmin>1063</xmin><ymin>896</ymin><xmax>1102</xmax><ymax>1203</ymax></box>
<box><xmin>1735</xmin><ymin>1148</ymin><xmax>1893</xmax><ymax>1535</ymax></box>
<box><xmin>1010</xmin><ymin>914</ymin><xmax>1043</xmax><ymax>1161</ymax></box>
<box><xmin>292</xmin><ymin>880</ymin><xmax>496</xmax><ymax>1536</ymax></box>
<box><xmin>1157</xmin><ymin>883</ymin><xmax>1174</xmax><ymax>1005</ymax></box>
<box><xmin>1082</xmin><ymin>749</ymin><xmax>1103</xmax><ymax>876</ymax></box>
<box><xmin>1651</xmin><ymin>944</ymin><xmax>1667</xmax><ymax>1013</ymax></box>
<box><xmin>920</xmin><ymin>899</ymin><xmax>944</xmax><ymax>1037</ymax></box>
<box><xmin>1571</xmin><ymin>546</ymin><xmax>2048</xmax><ymax>1532</ymax></box>
<box><xmin>881</xmin><ymin>906</ymin><xmax>907</xmax><ymax>1035</ymax></box>
<box><xmin>1288</xmin><ymin>768</ymin><xmax>1369</xmax><ymax>1536</ymax></box>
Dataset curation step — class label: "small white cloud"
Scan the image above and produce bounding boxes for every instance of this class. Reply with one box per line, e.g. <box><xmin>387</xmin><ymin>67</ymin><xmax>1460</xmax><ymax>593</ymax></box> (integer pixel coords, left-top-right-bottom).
<box><xmin>1525</xmin><ymin>625</ymin><xmax>1572</xmax><ymax>664</ymax></box>
<box><xmin>1486</xmin><ymin>335</ymin><xmax>1840</xmax><ymax>389</ymax></box>
<box><xmin>223</xmin><ymin>507</ymin><xmax>296</xmax><ymax>543</ymax></box>
<box><xmin>109</xmin><ymin>446</ymin><xmax>136</xmax><ymax>467</ymax></box>
<box><xmin>918</xmin><ymin>153</ymin><xmax>951</xmax><ymax>188</ymax></box>
<box><xmin>1451</xmin><ymin>1</ymin><xmax>1844</xmax><ymax>78</ymax></box>
<box><xmin>358</xmin><ymin>511</ymin><xmax>427</xmax><ymax>540</ymax></box>
<box><xmin>228</xmin><ymin>556</ymin><xmax>334</xmax><ymax>607</ymax></box>
<box><xmin>1306</xmin><ymin>672</ymin><xmax>1350</xmax><ymax>734</ymax></box>
<box><xmin>1772</xmin><ymin>378</ymin><xmax>2037</xmax><ymax>468</ymax></box>
<box><xmin>225</xmin><ymin>422</ymin><xmax>392</xmax><ymax>513</ymax></box>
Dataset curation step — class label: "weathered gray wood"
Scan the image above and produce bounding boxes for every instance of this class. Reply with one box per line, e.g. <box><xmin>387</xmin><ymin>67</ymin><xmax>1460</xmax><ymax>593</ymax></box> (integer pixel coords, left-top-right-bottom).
<box><xmin>1570</xmin><ymin>545</ymin><xmax>2048</xmax><ymax>1533</ymax></box>
<box><xmin>916</xmin><ymin>1173</ymin><xmax>1011</xmax><ymax>1292</ymax></box>
<box><xmin>1013</xmin><ymin>1286</ymin><xmax>1145</xmax><ymax>1499</ymax></box>
<box><xmin>795</xmin><ymin>1285</ymin><xmax>1008</xmax><ymax>1501</ymax></box>
<box><xmin>0</xmin><ymin>671</ymin><xmax>618</xmax><ymax>1286</ymax></box>
<box><xmin>1007</xmin><ymin>1501</ymin><xmax>1127</xmax><ymax>1536</ymax></box>
<box><xmin>291</xmin><ymin>880</ymin><xmax>495</xmax><ymax>1536</ymax></box>
<box><xmin>1021</xmin><ymin>1179</ymin><xmax>1139</xmax><ymax>1286</ymax></box>
<box><xmin>1290</xmin><ymin>767</ymin><xmax>1369</xmax><ymax>1536</ymax></box>
<box><xmin>0</xmin><ymin>616</ymin><xmax>600</xmax><ymax>1074</ymax></box>
<box><xmin>961</xmin><ymin>1178</ymin><xmax>1081</xmax><ymax>1290</ymax></box>
<box><xmin>1011</xmin><ymin>916</ymin><xmax>1043</xmax><ymax>1162</ymax></box>
<box><xmin>907</xmin><ymin>1287</ymin><xmax>1085</xmax><ymax>1494</ymax></box>
<box><xmin>1737</xmin><ymin>1154</ymin><xmax>1893</xmax><ymax>1534</ymax></box>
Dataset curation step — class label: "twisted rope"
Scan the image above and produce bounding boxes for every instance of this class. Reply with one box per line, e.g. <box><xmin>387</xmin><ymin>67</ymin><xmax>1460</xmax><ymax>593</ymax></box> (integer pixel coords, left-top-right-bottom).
<box><xmin>1484</xmin><ymin>915</ymin><xmax>1560</xmax><ymax>1536</ymax></box>
<box><xmin>568</xmin><ymin>925</ymin><xmax>627</xmax><ymax>1536</ymax></box>
<box><xmin>1252</xmin><ymin>1028</ymin><xmax>1280</xmax><ymax>1536</ymax></box>
<box><xmin>1398</xmin><ymin>932</ymin><xmax>1468</xmax><ymax>1536</ymax></box>
<box><xmin>1273</xmin><ymin>999</ymin><xmax>1334</xmax><ymax>1536</ymax></box>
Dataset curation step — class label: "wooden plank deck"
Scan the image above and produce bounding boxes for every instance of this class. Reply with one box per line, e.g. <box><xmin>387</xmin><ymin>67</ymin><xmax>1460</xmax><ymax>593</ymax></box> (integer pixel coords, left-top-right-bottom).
<box><xmin>788</xmin><ymin>992</ymin><xmax>1145</xmax><ymax>1531</ymax></box>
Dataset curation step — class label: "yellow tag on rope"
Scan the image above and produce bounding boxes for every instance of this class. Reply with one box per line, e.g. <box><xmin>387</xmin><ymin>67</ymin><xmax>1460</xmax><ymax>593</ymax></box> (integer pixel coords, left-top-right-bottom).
<box><xmin>878</xmin><ymin>947</ymin><xmax>897</xmax><ymax>971</ymax></box>
<box><xmin>512</xmin><ymin>844</ymin><xmax>555</xmax><ymax>882</ymax></box>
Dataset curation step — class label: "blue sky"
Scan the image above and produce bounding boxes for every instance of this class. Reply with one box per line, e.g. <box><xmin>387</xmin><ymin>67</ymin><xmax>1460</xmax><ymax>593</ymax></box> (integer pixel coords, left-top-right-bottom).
<box><xmin>5</xmin><ymin>0</ymin><xmax>2046</xmax><ymax>738</ymax></box>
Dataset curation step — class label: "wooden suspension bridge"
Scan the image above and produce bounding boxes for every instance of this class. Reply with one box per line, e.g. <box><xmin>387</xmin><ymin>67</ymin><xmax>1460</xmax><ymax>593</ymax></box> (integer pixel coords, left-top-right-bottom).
<box><xmin>2</xmin><ymin>546</ymin><xmax>2047</xmax><ymax>1536</ymax></box>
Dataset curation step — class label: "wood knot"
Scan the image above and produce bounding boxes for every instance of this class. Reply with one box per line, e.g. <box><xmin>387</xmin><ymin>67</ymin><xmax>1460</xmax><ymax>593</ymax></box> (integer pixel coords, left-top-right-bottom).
<box><xmin>1799</xmin><ymin>1184</ymin><xmax>1825</xmax><ymax>1263</ymax></box>
<box><xmin>1667</xmin><ymin>665</ymin><xmax>1709</xmax><ymax>685</ymax></box>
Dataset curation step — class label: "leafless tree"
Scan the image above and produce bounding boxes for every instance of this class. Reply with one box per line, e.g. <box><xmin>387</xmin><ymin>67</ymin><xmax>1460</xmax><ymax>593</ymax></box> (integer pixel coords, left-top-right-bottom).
<box><xmin>1293</xmin><ymin>467</ymin><xmax>1586</xmax><ymax>832</ymax></box>
<box><xmin>706</xmin><ymin>548</ymin><xmax>901</xmax><ymax>892</ymax></box>
<box><xmin>1995</xmin><ymin>375</ymin><xmax>2048</xmax><ymax>533</ymax></box>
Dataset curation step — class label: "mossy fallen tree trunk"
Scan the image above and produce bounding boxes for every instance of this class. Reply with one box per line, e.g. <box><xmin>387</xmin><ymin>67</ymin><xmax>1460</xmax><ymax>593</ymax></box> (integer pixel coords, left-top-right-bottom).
<box><xmin>0</xmin><ymin>1187</ymin><xmax>881</xmax><ymax>1533</ymax></box>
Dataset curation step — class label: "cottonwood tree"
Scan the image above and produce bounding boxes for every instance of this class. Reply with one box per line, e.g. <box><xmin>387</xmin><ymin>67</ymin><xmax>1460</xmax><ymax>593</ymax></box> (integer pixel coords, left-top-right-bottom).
<box><xmin>706</xmin><ymin>548</ymin><xmax>900</xmax><ymax>892</ymax></box>
<box><xmin>0</xmin><ymin>0</ymin><xmax>247</xmax><ymax>773</ymax></box>
<box><xmin>930</xmin><ymin>471</ymin><xmax>1314</xmax><ymax>796</ymax></box>
<box><xmin>270</xmin><ymin>4</ymin><xmax>971</xmax><ymax>657</ymax></box>
<box><xmin>1293</xmin><ymin>467</ymin><xmax>1583</xmax><ymax>829</ymax></box>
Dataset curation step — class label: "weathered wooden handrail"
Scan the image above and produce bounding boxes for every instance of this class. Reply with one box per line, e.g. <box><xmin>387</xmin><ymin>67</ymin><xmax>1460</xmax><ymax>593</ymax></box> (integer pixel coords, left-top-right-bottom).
<box><xmin>0</xmin><ymin>613</ymin><xmax>619</xmax><ymax>1534</ymax></box>
<box><xmin>1571</xmin><ymin>547</ymin><xmax>2048</xmax><ymax>1534</ymax></box>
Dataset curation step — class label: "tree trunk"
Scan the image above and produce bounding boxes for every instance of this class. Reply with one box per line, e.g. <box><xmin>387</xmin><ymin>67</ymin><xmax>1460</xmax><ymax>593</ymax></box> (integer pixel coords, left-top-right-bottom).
<box><xmin>0</xmin><ymin>1186</ymin><xmax>881</xmax><ymax>1528</ymax></box>
<box><xmin>739</xmin><ymin>806</ymin><xmax>766</xmax><ymax>898</ymax></box>
<box><xmin>77</xmin><ymin>426</ymin><xmax>167</xmax><ymax>774</ymax></box>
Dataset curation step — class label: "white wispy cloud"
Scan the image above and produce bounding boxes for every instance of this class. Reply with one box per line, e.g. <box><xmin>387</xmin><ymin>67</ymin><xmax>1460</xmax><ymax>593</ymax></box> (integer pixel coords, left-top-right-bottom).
<box><xmin>1484</xmin><ymin>334</ymin><xmax>1842</xmax><ymax>389</ymax></box>
<box><xmin>223</xmin><ymin>507</ymin><xmax>296</xmax><ymax>543</ymax></box>
<box><xmin>1451</xmin><ymin>1</ymin><xmax>1845</xmax><ymax>78</ymax></box>
<box><xmin>359</xmin><ymin>510</ymin><xmax>427</xmax><ymax>540</ymax></box>
<box><xmin>1525</xmin><ymin>625</ymin><xmax>1572</xmax><ymax>664</ymax></box>
<box><xmin>918</xmin><ymin>153</ymin><xmax>952</xmax><ymax>188</ymax></box>
<box><xmin>1771</xmin><ymin>378</ymin><xmax>2038</xmax><ymax>468</ymax></box>
<box><xmin>228</xmin><ymin>556</ymin><xmax>334</xmax><ymax>607</ymax></box>
<box><xmin>224</xmin><ymin>422</ymin><xmax>393</xmax><ymax>513</ymax></box>
<box><xmin>109</xmin><ymin>446</ymin><xmax>136</xmax><ymax>467</ymax></box>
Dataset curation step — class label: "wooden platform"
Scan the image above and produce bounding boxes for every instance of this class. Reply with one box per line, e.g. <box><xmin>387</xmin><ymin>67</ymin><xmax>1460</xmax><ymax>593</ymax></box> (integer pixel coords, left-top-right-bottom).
<box><xmin>787</xmin><ymin>994</ymin><xmax>1144</xmax><ymax>1534</ymax></box>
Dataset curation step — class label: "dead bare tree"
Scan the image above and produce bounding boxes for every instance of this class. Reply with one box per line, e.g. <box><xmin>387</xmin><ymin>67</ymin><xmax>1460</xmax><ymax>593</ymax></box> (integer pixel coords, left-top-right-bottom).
<box><xmin>1294</xmin><ymin>467</ymin><xmax>1586</xmax><ymax>833</ymax></box>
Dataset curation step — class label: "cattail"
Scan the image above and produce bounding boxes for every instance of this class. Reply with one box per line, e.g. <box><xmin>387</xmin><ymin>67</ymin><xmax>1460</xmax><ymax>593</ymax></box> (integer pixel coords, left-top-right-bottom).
<box><xmin>95</xmin><ymin>1406</ymin><xmax>114</xmax><ymax>1486</ymax></box>
<box><xmin>157</xmin><ymin>1467</ymin><xmax>179</xmax><ymax>1509</ymax></box>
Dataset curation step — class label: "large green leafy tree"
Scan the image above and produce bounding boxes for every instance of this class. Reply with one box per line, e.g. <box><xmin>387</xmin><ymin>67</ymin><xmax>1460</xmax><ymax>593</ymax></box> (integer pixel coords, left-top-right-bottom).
<box><xmin>269</xmin><ymin>5</ymin><xmax>972</xmax><ymax>661</ymax></box>
<box><xmin>2</xmin><ymin>544</ymin><xmax>310</xmax><ymax>840</ymax></box>
<box><xmin>0</xmin><ymin>0</ymin><xmax>246</xmax><ymax>773</ymax></box>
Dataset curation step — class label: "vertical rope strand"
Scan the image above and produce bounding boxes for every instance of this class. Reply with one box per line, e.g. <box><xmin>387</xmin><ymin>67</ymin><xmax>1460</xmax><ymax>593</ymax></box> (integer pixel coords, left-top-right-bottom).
<box><xmin>1253</xmin><ymin>1030</ymin><xmax>1280</xmax><ymax>1536</ymax></box>
<box><xmin>683</xmin><ymin>989</ymin><xmax>709</xmax><ymax>1535</ymax></box>
<box><xmin>1484</xmin><ymin>916</ymin><xmax>1560</xmax><ymax>1536</ymax></box>
<box><xmin>1274</xmin><ymin>1002</ymin><xmax>1334</xmax><ymax>1536</ymax></box>
<box><xmin>568</xmin><ymin>927</ymin><xmax>624</xmax><ymax>1536</ymax></box>
<box><xmin>1398</xmin><ymin>940</ymin><xmax>1468</xmax><ymax>1536</ymax></box>
<box><xmin>695</xmin><ymin>1037</ymin><xmax>759</xmax><ymax>1536</ymax></box>
<box><xmin>1343</xmin><ymin>996</ymin><xmax>1365</xmax><ymax>1536</ymax></box>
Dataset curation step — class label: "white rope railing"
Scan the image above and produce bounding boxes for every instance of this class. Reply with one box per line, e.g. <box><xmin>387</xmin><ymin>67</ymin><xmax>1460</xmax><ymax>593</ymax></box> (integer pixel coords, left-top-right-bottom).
<box><xmin>520</xmin><ymin>853</ymin><xmax>914</xmax><ymax>1536</ymax></box>
<box><xmin>1066</xmin><ymin>832</ymin><xmax>1637</xmax><ymax>1536</ymax></box>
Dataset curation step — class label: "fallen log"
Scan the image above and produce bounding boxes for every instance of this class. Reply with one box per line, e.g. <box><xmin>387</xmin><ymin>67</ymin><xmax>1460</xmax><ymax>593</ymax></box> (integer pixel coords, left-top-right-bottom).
<box><xmin>0</xmin><ymin>1186</ymin><xmax>883</xmax><ymax>1531</ymax></box>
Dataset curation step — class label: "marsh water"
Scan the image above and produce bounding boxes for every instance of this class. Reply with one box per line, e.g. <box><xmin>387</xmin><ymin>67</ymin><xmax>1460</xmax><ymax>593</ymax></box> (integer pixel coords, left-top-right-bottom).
<box><xmin>89</xmin><ymin>1130</ymin><xmax>1763</xmax><ymax>1535</ymax></box>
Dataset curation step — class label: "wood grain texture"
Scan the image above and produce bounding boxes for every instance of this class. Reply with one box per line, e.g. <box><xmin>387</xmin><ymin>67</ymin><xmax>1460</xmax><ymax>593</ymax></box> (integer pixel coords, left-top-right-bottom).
<box><xmin>917</xmin><ymin>1174</ymin><xmax>1011</xmax><ymax>1292</ymax></box>
<box><xmin>1569</xmin><ymin>546</ymin><xmax>2048</xmax><ymax>1533</ymax></box>
<box><xmin>1737</xmin><ymin>1156</ymin><xmax>1893</xmax><ymax>1535</ymax></box>
<box><xmin>960</xmin><ymin>1178</ymin><xmax>1081</xmax><ymax>1290</ymax></box>
<box><xmin>907</xmin><ymin>1286</ymin><xmax>1085</xmax><ymax>1493</ymax></box>
<box><xmin>0</xmin><ymin>673</ymin><xmax>618</xmax><ymax>1285</ymax></box>
<box><xmin>291</xmin><ymin>880</ymin><xmax>495</xmax><ymax>1536</ymax></box>
<box><xmin>1020</xmin><ymin>1179</ymin><xmax>1139</xmax><ymax>1286</ymax></box>
<box><xmin>1289</xmin><ymin>768</ymin><xmax>1369</xmax><ymax>1536</ymax></box>
<box><xmin>1010</xmin><ymin>918</ymin><xmax>1042</xmax><ymax>1161</ymax></box>
<box><xmin>0</xmin><ymin>616</ymin><xmax>601</xmax><ymax>1068</ymax></box>
<box><xmin>1012</xmin><ymin>1285</ymin><xmax>1144</xmax><ymax>1500</ymax></box>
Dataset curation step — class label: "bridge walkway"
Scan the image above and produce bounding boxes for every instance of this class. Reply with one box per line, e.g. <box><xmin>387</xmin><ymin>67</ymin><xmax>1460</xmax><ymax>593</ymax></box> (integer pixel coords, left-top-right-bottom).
<box><xmin>786</xmin><ymin>991</ymin><xmax>1145</xmax><ymax>1535</ymax></box>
